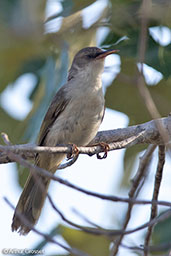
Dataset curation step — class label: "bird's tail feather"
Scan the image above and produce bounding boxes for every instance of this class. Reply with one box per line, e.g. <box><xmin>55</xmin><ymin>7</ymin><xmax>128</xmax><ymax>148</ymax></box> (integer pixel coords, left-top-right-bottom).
<box><xmin>11</xmin><ymin>173</ymin><xmax>50</xmax><ymax>235</ymax></box>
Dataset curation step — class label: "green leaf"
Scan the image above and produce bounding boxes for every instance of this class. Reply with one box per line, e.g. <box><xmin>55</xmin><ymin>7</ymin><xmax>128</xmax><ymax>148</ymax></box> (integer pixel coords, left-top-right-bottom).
<box><xmin>102</xmin><ymin>29</ymin><xmax>171</xmax><ymax>79</ymax></box>
<box><xmin>110</xmin><ymin>0</ymin><xmax>140</xmax><ymax>35</ymax></box>
<box><xmin>60</xmin><ymin>225</ymin><xmax>111</xmax><ymax>256</ymax></box>
<box><xmin>105</xmin><ymin>56</ymin><xmax>171</xmax><ymax>125</ymax></box>
<box><xmin>146</xmin><ymin>38</ymin><xmax>171</xmax><ymax>79</ymax></box>
<box><xmin>62</xmin><ymin>0</ymin><xmax>95</xmax><ymax>15</ymax></box>
<box><xmin>0</xmin><ymin>107</ymin><xmax>21</xmax><ymax>145</ymax></box>
<box><xmin>105</xmin><ymin>58</ymin><xmax>151</xmax><ymax>125</ymax></box>
<box><xmin>151</xmin><ymin>210</ymin><xmax>171</xmax><ymax>253</ymax></box>
<box><xmin>110</xmin><ymin>0</ymin><xmax>171</xmax><ymax>31</ymax></box>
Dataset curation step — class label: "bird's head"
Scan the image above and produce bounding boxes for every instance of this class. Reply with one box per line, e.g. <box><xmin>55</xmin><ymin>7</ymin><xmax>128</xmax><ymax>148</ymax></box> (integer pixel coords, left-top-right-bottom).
<box><xmin>68</xmin><ymin>47</ymin><xmax>119</xmax><ymax>81</ymax></box>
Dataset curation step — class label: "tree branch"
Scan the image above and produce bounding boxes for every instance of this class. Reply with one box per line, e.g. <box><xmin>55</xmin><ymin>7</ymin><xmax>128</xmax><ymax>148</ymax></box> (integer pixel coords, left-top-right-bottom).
<box><xmin>4</xmin><ymin>150</ymin><xmax>171</xmax><ymax>241</ymax></box>
<box><xmin>111</xmin><ymin>144</ymin><xmax>156</xmax><ymax>255</ymax></box>
<box><xmin>0</xmin><ymin>116</ymin><xmax>171</xmax><ymax>165</ymax></box>
<box><xmin>144</xmin><ymin>145</ymin><xmax>165</xmax><ymax>255</ymax></box>
<box><xmin>4</xmin><ymin>197</ymin><xmax>90</xmax><ymax>256</ymax></box>
<box><xmin>4</xmin><ymin>151</ymin><xmax>171</xmax><ymax>208</ymax></box>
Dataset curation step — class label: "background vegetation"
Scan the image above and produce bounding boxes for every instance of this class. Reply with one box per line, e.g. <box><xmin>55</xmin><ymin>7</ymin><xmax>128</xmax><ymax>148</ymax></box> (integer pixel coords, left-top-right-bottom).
<box><xmin>0</xmin><ymin>0</ymin><xmax>171</xmax><ymax>255</ymax></box>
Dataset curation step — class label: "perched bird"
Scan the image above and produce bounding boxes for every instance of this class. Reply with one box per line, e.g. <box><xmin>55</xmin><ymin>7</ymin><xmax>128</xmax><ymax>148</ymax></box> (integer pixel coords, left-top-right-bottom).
<box><xmin>12</xmin><ymin>46</ymin><xmax>118</xmax><ymax>234</ymax></box>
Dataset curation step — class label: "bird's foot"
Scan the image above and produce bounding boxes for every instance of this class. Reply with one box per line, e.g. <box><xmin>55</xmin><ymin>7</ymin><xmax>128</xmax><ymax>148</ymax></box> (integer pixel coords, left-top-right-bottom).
<box><xmin>96</xmin><ymin>142</ymin><xmax>110</xmax><ymax>159</ymax></box>
<box><xmin>67</xmin><ymin>144</ymin><xmax>79</xmax><ymax>159</ymax></box>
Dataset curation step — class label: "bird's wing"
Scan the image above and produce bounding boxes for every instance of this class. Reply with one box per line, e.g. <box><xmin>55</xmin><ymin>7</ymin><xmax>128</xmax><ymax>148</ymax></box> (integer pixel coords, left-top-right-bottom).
<box><xmin>37</xmin><ymin>85</ymin><xmax>70</xmax><ymax>146</ymax></box>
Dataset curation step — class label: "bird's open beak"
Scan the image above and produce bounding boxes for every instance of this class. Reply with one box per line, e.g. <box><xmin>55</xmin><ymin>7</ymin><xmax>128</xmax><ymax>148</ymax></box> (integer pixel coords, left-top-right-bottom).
<box><xmin>96</xmin><ymin>49</ymin><xmax>119</xmax><ymax>59</ymax></box>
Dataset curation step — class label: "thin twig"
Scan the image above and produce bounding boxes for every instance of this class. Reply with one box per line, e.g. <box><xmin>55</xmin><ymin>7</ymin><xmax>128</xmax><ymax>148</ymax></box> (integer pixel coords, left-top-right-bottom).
<box><xmin>5</xmin><ymin>151</ymin><xmax>171</xmax><ymax>207</ymax></box>
<box><xmin>4</xmin><ymin>197</ymin><xmax>90</xmax><ymax>256</ymax></box>
<box><xmin>111</xmin><ymin>144</ymin><xmax>156</xmax><ymax>255</ymax></box>
<box><xmin>133</xmin><ymin>0</ymin><xmax>169</xmax><ymax>254</ymax></box>
<box><xmin>48</xmin><ymin>196</ymin><xmax>171</xmax><ymax>238</ymax></box>
<box><xmin>137</xmin><ymin>0</ymin><xmax>169</xmax><ymax>146</ymax></box>
<box><xmin>5</xmin><ymin>151</ymin><xmax>171</xmax><ymax>241</ymax></box>
<box><xmin>137</xmin><ymin>0</ymin><xmax>160</xmax><ymax>120</ymax></box>
<box><xmin>133</xmin><ymin>147</ymin><xmax>156</xmax><ymax>198</ymax></box>
<box><xmin>72</xmin><ymin>208</ymin><xmax>101</xmax><ymax>228</ymax></box>
<box><xmin>122</xmin><ymin>209</ymin><xmax>171</xmax><ymax>237</ymax></box>
<box><xmin>47</xmin><ymin>195</ymin><xmax>110</xmax><ymax>236</ymax></box>
<box><xmin>122</xmin><ymin>239</ymin><xmax>171</xmax><ymax>254</ymax></box>
<box><xmin>9</xmin><ymin>146</ymin><xmax>171</xmax><ymax>239</ymax></box>
<box><xmin>144</xmin><ymin>145</ymin><xmax>165</xmax><ymax>255</ymax></box>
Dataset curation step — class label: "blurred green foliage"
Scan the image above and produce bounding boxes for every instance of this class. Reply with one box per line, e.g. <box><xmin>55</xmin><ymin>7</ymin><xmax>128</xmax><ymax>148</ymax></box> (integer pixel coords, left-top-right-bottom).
<box><xmin>0</xmin><ymin>0</ymin><xmax>171</xmax><ymax>255</ymax></box>
<box><xmin>151</xmin><ymin>210</ymin><xmax>171</xmax><ymax>255</ymax></box>
<box><xmin>60</xmin><ymin>225</ymin><xmax>111</xmax><ymax>256</ymax></box>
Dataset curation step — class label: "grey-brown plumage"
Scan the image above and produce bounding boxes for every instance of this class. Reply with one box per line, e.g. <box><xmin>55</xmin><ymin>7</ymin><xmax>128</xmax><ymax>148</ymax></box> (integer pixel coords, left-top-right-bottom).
<box><xmin>11</xmin><ymin>47</ymin><xmax>118</xmax><ymax>234</ymax></box>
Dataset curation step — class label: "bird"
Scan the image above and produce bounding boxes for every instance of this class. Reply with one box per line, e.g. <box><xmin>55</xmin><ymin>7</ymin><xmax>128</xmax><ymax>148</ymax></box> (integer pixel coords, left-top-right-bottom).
<box><xmin>11</xmin><ymin>46</ymin><xmax>118</xmax><ymax>235</ymax></box>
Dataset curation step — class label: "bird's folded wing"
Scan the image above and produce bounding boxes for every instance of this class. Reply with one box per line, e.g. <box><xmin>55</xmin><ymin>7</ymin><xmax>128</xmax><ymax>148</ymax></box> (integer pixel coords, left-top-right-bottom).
<box><xmin>37</xmin><ymin>85</ymin><xmax>70</xmax><ymax>146</ymax></box>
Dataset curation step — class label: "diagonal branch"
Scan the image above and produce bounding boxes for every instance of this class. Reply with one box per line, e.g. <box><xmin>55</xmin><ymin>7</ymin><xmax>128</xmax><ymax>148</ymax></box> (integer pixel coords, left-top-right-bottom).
<box><xmin>4</xmin><ymin>151</ymin><xmax>171</xmax><ymax>208</ymax></box>
<box><xmin>5</xmin><ymin>151</ymin><xmax>171</xmax><ymax>240</ymax></box>
<box><xmin>111</xmin><ymin>144</ymin><xmax>156</xmax><ymax>255</ymax></box>
<box><xmin>47</xmin><ymin>193</ymin><xmax>171</xmax><ymax>238</ymax></box>
<box><xmin>144</xmin><ymin>145</ymin><xmax>165</xmax><ymax>255</ymax></box>
<box><xmin>4</xmin><ymin>197</ymin><xmax>90</xmax><ymax>256</ymax></box>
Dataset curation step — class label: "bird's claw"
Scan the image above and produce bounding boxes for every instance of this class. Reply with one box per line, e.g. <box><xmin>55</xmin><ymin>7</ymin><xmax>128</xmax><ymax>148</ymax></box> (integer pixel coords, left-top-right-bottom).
<box><xmin>67</xmin><ymin>144</ymin><xmax>79</xmax><ymax>159</ymax></box>
<box><xmin>96</xmin><ymin>142</ymin><xmax>110</xmax><ymax>159</ymax></box>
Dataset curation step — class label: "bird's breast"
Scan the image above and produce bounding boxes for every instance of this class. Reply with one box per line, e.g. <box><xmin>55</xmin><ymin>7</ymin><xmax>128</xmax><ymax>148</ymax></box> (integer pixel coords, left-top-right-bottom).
<box><xmin>47</xmin><ymin>86</ymin><xmax>104</xmax><ymax>147</ymax></box>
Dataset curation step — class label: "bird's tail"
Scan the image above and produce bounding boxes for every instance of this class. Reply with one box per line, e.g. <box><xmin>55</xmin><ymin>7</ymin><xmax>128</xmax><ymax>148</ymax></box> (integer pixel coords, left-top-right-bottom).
<box><xmin>11</xmin><ymin>172</ymin><xmax>50</xmax><ymax>235</ymax></box>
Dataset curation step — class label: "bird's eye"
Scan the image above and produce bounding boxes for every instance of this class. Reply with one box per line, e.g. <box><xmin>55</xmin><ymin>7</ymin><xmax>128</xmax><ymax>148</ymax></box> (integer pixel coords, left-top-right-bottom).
<box><xmin>86</xmin><ymin>52</ymin><xmax>102</xmax><ymax>59</ymax></box>
<box><xmin>87</xmin><ymin>54</ymin><xmax>94</xmax><ymax>59</ymax></box>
